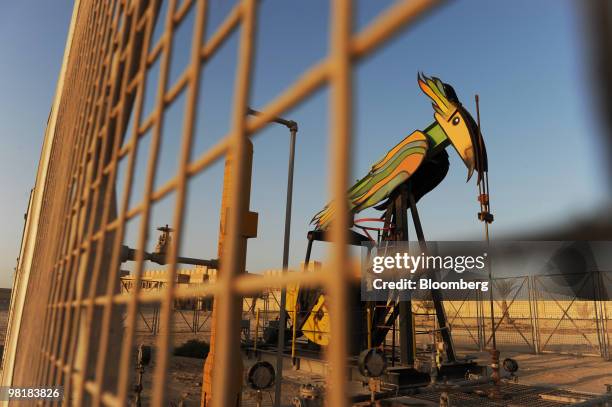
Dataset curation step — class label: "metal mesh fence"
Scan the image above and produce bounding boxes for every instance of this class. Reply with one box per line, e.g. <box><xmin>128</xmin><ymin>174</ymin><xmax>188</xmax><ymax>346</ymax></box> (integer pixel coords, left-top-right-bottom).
<box><xmin>4</xmin><ymin>1</ymin><xmax>612</xmax><ymax>406</ymax></box>
<box><xmin>1</xmin><ymin>0</ymin><xmax>443</xmax><ymax>406</ymax></box>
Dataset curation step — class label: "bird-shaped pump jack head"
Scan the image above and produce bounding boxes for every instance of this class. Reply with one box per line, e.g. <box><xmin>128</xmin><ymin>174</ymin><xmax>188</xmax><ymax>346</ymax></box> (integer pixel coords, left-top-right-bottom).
<box><xmin>418</xmin><ymin>73</ymin><xmax>487</xmax><ymax>183</ymax></box>
<box><xmin>308</xmin><ymin>73</ymin><xmax>489</xmax><ymax>232</ymax></box>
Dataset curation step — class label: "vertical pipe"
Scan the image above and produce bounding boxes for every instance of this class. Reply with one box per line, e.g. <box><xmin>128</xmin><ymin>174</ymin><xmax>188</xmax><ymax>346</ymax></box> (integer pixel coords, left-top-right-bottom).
<box><xmin>391</xmin><ymin>313</ymin><xmax>396</xmax><ymax>366</ymax></box>
<box><xmin>528</xmin><ymin>277</ymin><xmax>538</xmax><ymax>353</ymax></box>
<box><xmin>274</xmin><ymin>125</ymin><xmax>297</xmax><ymax>406</ymax></box>
<box><xmin>154</xmin><ymin>306</ymin><xmax>159</xmax><ymax>336</ymax></box>
<box><xmin>193</xmin><ymin>302</ymin><xmax>197</xmax><ymax>334</ymax></box>
<box><xmin>478</xmin><ymin>290</ymin><xmax>485</xmax><ymax>351</ymax></box>
<box><xmin>601</xmin><ymin>273</ymin><xmax>610</xmax><ymax>360</ymax></box>
<box><xmin>399</xmin><ymin>301</ymin><xmax>414</xmax><ymax>365</ymax></box>
<box><xmin>476</xmin><ymin>96</ymin><xmax>496</xmax><ymax>351</ymax></box>
<box><xmin>532</xmin><ymin>277</ymin><xmax>541</xmax><ymax>354</ymax></box>
<box><xmin>412</xmin><ymin>313</ymin><xmax>417</xmax><ymax>359</ymax></box>
<box><xmin>593</xmin><ymin>270</ymin><xmax>605</xmax><ymax>359</ymax></box>
<box><xmin>283</xmin><ymin>127</ymin><xmax>297</xmax><ymax>268</ymax></box>
<box><xmin>209</xmin><ymin>0</ymin><xmax>257</xmax><ymax>403</ymax></box>
<box><xmin>254</xmin><ymin>308</ymin><xmax>260</xmax><ymax>354</ymax></box>
<box><xmin>291</xmin><ymin>308</ymin><xmax>298</xmax><ymax>362</ymax></box>
<box><xmin>366</xmin><ymin>307</ymin><xmax>372</xmax><ymax>349</ymax></box>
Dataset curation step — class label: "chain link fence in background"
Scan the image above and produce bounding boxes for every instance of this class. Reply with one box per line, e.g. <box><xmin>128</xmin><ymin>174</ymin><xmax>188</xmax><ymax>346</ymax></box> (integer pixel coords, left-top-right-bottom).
<box><xmin>435</xmin><ymin>271</ymin><xmax>611</xmax><ymax>359</ymax></box>
<box><xmin>124</xmin><ymin>271</ymin><xmax>611</xmax><ymax>360</ymax></box>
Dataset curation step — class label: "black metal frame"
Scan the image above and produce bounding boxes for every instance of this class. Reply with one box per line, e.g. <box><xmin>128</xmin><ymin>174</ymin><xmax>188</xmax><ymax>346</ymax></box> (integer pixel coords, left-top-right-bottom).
<box><xmin>301</xmin><ymin>182</ymin><xmax>457</xmax><ymax>366</ymax></box>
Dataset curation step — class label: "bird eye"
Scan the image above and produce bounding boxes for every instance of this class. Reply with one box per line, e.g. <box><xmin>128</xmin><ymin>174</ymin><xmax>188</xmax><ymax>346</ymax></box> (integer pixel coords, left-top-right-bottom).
<box><xmin>452</xmin><ymin>117</ymin><xmax>460</xmax><ymax>125</ymax></box>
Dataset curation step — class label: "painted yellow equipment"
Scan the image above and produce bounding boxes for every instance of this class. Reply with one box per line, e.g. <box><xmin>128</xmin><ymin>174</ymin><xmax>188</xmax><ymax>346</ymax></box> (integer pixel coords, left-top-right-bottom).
<box><xmin>285</xmin><ymin>284</ymin><xmax>331</xmax><ymax>346</ymax></box>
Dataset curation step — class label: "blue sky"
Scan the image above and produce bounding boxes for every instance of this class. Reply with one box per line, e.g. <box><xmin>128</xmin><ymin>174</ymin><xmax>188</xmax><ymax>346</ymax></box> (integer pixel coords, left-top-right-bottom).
<box><xmin>0</xmin><ymin>1</ymin><xmax>608</xmax><ymax>287</ymax></box>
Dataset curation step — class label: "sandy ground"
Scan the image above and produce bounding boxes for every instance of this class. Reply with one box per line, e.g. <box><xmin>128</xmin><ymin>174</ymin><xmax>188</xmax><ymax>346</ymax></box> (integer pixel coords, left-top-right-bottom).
<box><xmin>482</xmin><ymin>351</ymin><xmax>612</xmax><ymax>394</ymax></box>
<box><xmin>127</xmin><ymin>308</ymin><xmax>612</xmax><ymax>404</ymax></box>
<box><xmin>126</xmin><ymin>349</ymin><xmax>612</xmax><ymax>406</ymax></box>
<box><xmin>134</xmin><ymin>354</ymin><xmax>309</xmax><ymax>406</ymax></box>
<box><xmin>0</xmin><ymin>307</ymin><xmax>610</xmax><ymax>405</ymax></box>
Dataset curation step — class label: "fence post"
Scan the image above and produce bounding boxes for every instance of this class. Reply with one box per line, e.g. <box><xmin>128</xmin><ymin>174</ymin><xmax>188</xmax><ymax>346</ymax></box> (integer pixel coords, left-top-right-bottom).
<box><xmin>193</xmin><ymin>304</ymin><xmax>198</xmax><ymax>333</ymax></box>
<box><xmin>594</xmin><ymin>270</ymin><xmax>610</xmax><ymax>360</ymax></box>
<box><xmin>528</xmin><ymin>276</ymin><xmax>540</xmax><ymax>354</ymax></box>
<box><xmin>153</xmin><ymin>305</ymin><xmax>159</xmax><ymax>336</ymax></box>
<box><xmin>604</xmin><ymin>273</ymin><xmax>611</xmax><ymax>360</ymax></box>
<box><xmin>604</xmin><ymin>293</ymin><xmax>611</xmax><ymax>361</ymax></box>
<box><xmin>477</xmin><ymin>290</ymin><xmax>485</xmax><ymax>351</ymax></box>
<box><xmin>601</xmin><ymin>272</ymin><xmax>609</xmax><ymax>361</ymax></box>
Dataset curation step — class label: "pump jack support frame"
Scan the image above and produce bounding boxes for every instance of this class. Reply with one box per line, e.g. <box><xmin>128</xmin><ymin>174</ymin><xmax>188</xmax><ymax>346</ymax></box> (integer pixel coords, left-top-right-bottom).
<box><xmin>302</xmin><ymin>182</ymin><xmax>457</xmax><ymax>365</ymax></box>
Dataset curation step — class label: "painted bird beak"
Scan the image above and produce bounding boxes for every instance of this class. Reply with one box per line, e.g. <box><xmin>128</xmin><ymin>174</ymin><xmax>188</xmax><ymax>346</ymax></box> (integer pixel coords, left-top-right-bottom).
<box><xmin>463</xmin><ymin>146</ymin><xmax>476</xmax><ymax>182</ymax></box>
<box><xmin>462</xmin><ymin>105</ymin><xmax>488</xmax><ymax>185</ymax></box>
<box><xmin>450</xmin><ymin>136</ymin><xmax>475</xmax><ymax>182</ymax></box>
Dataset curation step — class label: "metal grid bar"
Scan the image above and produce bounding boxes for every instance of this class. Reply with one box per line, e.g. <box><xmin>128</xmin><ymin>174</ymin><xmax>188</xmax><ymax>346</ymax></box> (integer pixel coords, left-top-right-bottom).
<box><xmin>39</xmin><ymin>3</ymin><xmax>117</xmax><ymax>393</ymax></box>
<box><xmin>3</xmin><ymin>0</ymin><xmax>444</xmax><ymax>406</ymax></box>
